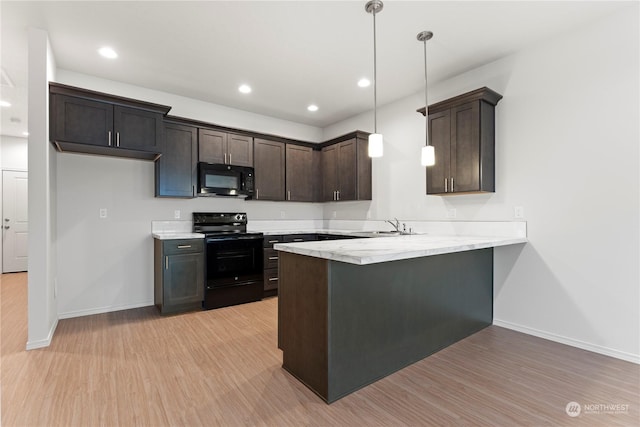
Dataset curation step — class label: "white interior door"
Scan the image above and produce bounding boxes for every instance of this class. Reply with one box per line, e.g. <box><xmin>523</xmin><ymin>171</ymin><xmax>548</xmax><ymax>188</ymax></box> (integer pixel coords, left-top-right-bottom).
<box><xmin>2</xmin><ymin>170</ymin><xmax>28</xmax><ymax>273</ymax></box>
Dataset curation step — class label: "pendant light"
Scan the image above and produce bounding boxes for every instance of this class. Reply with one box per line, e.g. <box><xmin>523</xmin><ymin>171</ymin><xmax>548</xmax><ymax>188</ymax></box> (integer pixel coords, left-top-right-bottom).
<box><xmin>366</xmin><ymin>0</ymin><xmax>384</xmax><ymax>158</ymax></box>
<box><xmin>418</xmin><ymin>30</ymin><xmax>435</xmax><ymax>166</ymax></box>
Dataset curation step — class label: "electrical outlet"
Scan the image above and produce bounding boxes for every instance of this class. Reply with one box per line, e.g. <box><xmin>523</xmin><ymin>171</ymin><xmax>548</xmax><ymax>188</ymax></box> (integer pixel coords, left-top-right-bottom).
<box><xmin>332</xmin><ymin>211</ymin><xmax>337</xmax><ymax>219</ymax></box>
<box><xmin>280</xmin><ymin>211</ymin><xmax>285</xmax><ymax>219</ymax></box>
<box><xmin>99</xmin><ymin>208</ymin><xmax>107</xmax><ymax>219</ymax></box>
<box><xmin>174</xmin><ymin>210</ymin><xmax>181</xmax><ymax>219</ymax></box>
<box><xmin>447</xmin><ymin>208</ymin><xmax>457</xmax><ymax>219</ymax></box>
<box><xmin>514</xmin><ymin>206</ymin><xmax>524</xmax><ymax>219</ymax></box>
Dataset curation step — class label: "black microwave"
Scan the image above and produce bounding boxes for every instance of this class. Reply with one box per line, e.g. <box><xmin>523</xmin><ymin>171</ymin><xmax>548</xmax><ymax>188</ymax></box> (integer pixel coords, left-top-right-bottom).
<box><xmin>197</xmin><ymin>162</ymin><xmax>255</xmax><ymax>198</ymax></box>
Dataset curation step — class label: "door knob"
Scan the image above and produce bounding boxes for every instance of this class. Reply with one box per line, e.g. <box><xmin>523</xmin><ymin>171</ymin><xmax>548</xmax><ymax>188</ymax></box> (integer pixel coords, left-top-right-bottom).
<box><xmin>3</xmin><ymin>226</ymin><xmax>9</xmax><ymax>230</ymax></box>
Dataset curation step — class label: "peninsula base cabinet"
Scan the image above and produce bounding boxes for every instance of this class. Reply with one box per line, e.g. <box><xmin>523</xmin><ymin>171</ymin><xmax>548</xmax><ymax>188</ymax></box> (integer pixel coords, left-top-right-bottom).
<box><xmin>419</xmin><ymin>87</ymin><xmax>503</xmax><ymax>195</ymax></box>
<box><xmin>154</xmin><ymin>239</ymin><xmax>204</xmax><ymax>314</ymax></box>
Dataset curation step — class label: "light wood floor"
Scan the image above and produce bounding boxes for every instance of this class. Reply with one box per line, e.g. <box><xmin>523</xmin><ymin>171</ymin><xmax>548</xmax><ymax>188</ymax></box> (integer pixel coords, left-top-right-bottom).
<box><xmin>2</xmin><ymin>272</ymin><xmax>638</xmax><ymax>426</ymax></box>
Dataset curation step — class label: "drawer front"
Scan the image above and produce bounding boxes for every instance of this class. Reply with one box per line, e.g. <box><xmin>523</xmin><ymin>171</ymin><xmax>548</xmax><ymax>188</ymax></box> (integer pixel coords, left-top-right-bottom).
<box><xmin>283</xmin><ymin>234</ymin><xmax>318</xmax><ymax>243</ymax></box>
<box><xmin>264</xmin><ymin>235</ymin><xmax>284</xmax><ymax>248</ymax></box>
<box><xmin>162</xmin><ymin>239</ymin><xmax>204</xmax><ymax>255</ymax></box>
<box><xmin>264</xmin><ymin>248</ymin><xmax>279</xmax><ymax>269</ymax></box>
<box><xmin>264</xmin><ymin>268</ymin><xmax>279</xmax><ymax>290</ymax></box>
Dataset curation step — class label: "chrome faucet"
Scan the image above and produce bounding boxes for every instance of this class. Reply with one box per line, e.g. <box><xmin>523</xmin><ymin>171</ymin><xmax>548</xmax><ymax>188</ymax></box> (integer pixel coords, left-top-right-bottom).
<box><xmin>385</xmin><ymin>218</ymin><xmax>401</xmax><ymax>232</ymax></box>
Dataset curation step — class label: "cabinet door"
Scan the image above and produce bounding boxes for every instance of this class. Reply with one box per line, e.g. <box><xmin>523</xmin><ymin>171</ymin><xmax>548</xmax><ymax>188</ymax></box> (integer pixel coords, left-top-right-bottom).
<box><xmin>254</xmin><ymin>139</ymin><xmax>285</xmax><ymax>200</ymax></box>
<box><xmin>426</xmin><ymin>110</ymin><xmax>451</xmax><ymax>195</ymax></box>
<box><xmin>227</xmin><ymin>133</ymin><xmax>254</xmax><ymax>167</ymax></box>
<box><xmin>321</xmin><ymin>145</ymin><xmax>338</xmax><ymax>201</ymax></box>
<box><xmin>337</xmin><ymin>139</ymin><xmax>357</xmax><ymax>201</ymax></box>
<box><xmin>53</xmin><ymin>94</ymin><xmax>113</xmax><ymax>146</ymax></box>
<box><xmin>164</xmin><ymin>252</ymin><xmax>204</xmax><ymax>307</ymax></box>
<box><xmin>113</xmin><ymin>106</ymin><xmax>163</xmax><ymax>151</ymax></box>
<box><xmin>156</xmin><ymin>123</ymin><xmax>197</xmax><ymax>198</ymax></box>
<box><xmin>198</xmin><ymin>129</ymin><xmax>227</xmax><ymax>164</ymax></box>
<box><xmin>285</xmin><ymin>144</ymin><xmax>314</xmax><ymax>202</ymax></box>
<box><xmin>451</xmin><ymin>101</ymin><xmax>481</xmax><ymax>193</ymax></box>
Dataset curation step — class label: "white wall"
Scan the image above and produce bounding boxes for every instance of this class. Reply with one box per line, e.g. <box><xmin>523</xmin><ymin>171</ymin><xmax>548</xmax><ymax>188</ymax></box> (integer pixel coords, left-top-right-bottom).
<box><xmin>26</xmin><ymin>28</ymin><xmax>58</xmax><ymax>349</ymax></box>
<box><xmin>324</xmin><ymin>6</ymin><xmax>639</xmax><ymax>362</ymax></box>
<box><xmin>54</xmin><ymin>72</ymin><xmax>324</xmax><ymax>318</ymax></box>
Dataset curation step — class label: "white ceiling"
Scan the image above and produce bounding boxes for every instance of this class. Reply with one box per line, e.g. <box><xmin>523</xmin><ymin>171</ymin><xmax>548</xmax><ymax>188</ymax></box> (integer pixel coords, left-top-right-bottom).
<box><xmin>0</xmin><ymin>1</ymin><xmax>630</xmax><ymax>138</ymax></box>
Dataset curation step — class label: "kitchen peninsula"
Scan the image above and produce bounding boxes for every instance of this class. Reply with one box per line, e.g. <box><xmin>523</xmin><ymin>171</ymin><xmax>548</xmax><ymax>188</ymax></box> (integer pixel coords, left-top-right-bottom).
<box><xmin>275</xmin><ymin>234</ymin><xmax>527</xmax><ymax>403</ymax></box>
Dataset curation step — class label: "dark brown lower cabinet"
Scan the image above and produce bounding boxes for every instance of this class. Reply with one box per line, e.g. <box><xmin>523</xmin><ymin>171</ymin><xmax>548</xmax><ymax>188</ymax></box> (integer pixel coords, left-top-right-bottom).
<box><xmin>154</xmin><ymin>239</ymin><xmax>204</xmax><ymax>314</ymax></box>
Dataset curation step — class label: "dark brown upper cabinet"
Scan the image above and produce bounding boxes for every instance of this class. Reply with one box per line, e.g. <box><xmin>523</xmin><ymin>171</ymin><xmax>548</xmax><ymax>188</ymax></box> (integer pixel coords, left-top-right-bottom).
<box><xmin>418</xmin><ymin>87</ymin><xmax>502</xmax><ymax>195</ymax></box>
<box><xmin>322</xmin><ymin>135</ymin><xmax>371</xmax><ymax>202</ymax></box>
<box><xmin>285</xmin><ymin>144</ymin><xmax>318</xmax><ymax>202</ymax></box>
<box><xmin>49</xmin><ymin>83</ymin><xmax>169</xmax><ymax>160</ymax></box>
<box><xmin>198</xmin><ymin>128</ymin><xmax>253</xmax><ymax>167</ymax></box>
<box><xmin>156</xmin><ymin>121</ymin><xmax>197</xmax><ymax>198</ymax></box>
<box><xmin>254</xmin><ymin>139</ymin><xmax>285</xmax><ymax>201</ymax></box>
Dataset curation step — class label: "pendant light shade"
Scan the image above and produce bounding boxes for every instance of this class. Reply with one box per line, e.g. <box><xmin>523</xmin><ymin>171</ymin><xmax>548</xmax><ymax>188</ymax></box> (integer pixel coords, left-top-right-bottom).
<box><xmin>366</xmin><ymin>0</ymin><xmax>384</xmax><ymax>158</ymax></box>
<box><xmin>421</xmin><ymin>145</ymin><xmax>435</xmax><ymax>166</ymax></box>
<box><xmin>368</xmin><ymin>133</ymin><xmax>384</xmax><ymax>157</ymax></box>
<box><xmin>417</xmin><ymin>30</ymin><xmax>434</xmax><ymax>167</ymax></box>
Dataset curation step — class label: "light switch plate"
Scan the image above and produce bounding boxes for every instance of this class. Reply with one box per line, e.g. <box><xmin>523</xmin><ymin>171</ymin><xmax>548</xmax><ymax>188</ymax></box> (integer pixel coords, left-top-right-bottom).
<box><xmin>174</xmin><ymin>210</ymin><xmax>181</xmax><ymax>219</ymax></box>
<box><xmin>447</xmin><ymin>208</ymin><xmax>457</xmax><ymax>219</ymax></box>
<box><xmin>99</xmin><ymin>208</ymin><xmax>107</xmax><ymax>219</ymax></box>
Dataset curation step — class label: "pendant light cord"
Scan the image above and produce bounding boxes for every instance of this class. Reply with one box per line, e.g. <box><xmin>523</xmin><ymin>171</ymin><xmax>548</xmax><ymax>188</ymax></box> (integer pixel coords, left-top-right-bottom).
<box><xmin>373</xmin><ymin>8</ymin><xmax>378</xmax><ymax>134</ymax></box>
<box><xmin>423</xmin><ymin>38</ymin><xmax>428</xmax><ymax>146</ymax></box>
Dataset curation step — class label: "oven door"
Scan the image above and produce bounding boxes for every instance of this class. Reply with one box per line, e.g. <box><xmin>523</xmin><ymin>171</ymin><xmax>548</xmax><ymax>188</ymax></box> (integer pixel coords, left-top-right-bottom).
<box><xmin>205</xmin><ymin>235</ymin><xmax>264</xmax><ymax>288</ymax></box>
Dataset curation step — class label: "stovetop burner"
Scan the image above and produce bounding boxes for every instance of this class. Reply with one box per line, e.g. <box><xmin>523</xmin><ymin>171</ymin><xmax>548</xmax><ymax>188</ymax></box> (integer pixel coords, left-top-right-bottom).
<box><xmin>193</xmin><ymin>212</ymin><xmax>261</xmax><ymax>237</ymax></box>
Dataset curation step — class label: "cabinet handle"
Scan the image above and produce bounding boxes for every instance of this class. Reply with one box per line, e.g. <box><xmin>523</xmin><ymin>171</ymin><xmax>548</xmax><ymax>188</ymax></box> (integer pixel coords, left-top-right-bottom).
<box><xmin>444</xmin><ymin>178</ymin><xmax>448</xmax><ymax>193</ymax></box>
<box><xmin>268</xmin><ymin>240</ymin><xmax>280</xmax><ymax>244</ymax></box>
<box><xmin>193</xmin><ymin>186</ymin><xmax>195</xmax><ymax>197</ymax></box>
<box><xmin>293</xmin><ymin>239</ymin><xmax>303</xmax><ymax>242</ymax></box>
<box><xmin>224</xmin><ymin>153</ymin><xmax>227</xmax><ymax>164</ymax></box>
<box><xmin>116</xmin><ymin>132</ymin><xmax>120</xmax><ymax>148</ymax></box>
<box><xmin>287</xmin><ymin>190</ymin><xmax>291</xmax><ymax>200</ymax></box>
<box><xmin>451</xmin><ymin>177</ymin><xmax>454</xmax><ymax>192</ymax></box>
<box><xmin>108</xmin><ymin>131</ymin><xmax>112</xmax><ymax>147</ymax></box>
<box><xmin>337</xmin><ymin>190</ymin><xmax>340</xmax><ymax>201</ymax></box>
<box><xmin>165</xmin><ymin>256</ymin><xmax>168</xmax><ymax>270</ymax></box>
<box><xmin>229</xmin><ymin>153</ymin><xmax>232</xmax><ymax>164</ymax></box>
<box><xmin>268</xmin><ymin>277</ymin><xmax>278</xmax><ymax>282</ymax></box>
<box><xmin>268</xmin><ymin>256</ymin><xmax>278</xmax><ymax>260</ymax></box>
<box><xmin>177</xmin><ymin>245</ymin><xmax>192</xmax><ymax>249</ymax></box>
<box><xmin>333</xmin><ymin>190</ymin><xmax>337</xmax><ymax>201</ymax></box>
<box><xmin>256</xmin><ymin>189</ymin><xmax>259</xmax><ymax>199</ymax></box>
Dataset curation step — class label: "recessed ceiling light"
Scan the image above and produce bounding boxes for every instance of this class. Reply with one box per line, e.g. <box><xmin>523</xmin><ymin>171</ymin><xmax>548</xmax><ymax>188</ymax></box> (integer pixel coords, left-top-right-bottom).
<box><xmin>307</xmin><ymin>104</ymin><xmax>318</xmax><ymax>112</ymax></box>
<box><xmin>238</xmin><ymin>84</ymin><xmax>252</xmax><ymax>94</ymax></box>
<box><xmin>357</xmin><ymin>78</ymin><xmax>371</xmax><ymax>88</ymax></box>
<box><xmin>22</xmin><ymin>131</ymin><xmax>29</xmax><ymax>136</ymax></box>
<box><xmin>98</xmin><ymin>47</ymin><xmax>118</xmax><ymax>59</ymax></box>
<box><xmin>0</xmin><ymin>100</ymin><xmax>11</xmax><ymax>107</ymax></box>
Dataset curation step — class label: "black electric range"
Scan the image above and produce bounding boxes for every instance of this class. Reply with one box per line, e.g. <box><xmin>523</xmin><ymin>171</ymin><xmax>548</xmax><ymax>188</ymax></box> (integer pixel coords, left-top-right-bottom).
<box><xmin>193</xmin><ymin>212</ymin><xmax>264</xmax><ymax>310</ymax></box>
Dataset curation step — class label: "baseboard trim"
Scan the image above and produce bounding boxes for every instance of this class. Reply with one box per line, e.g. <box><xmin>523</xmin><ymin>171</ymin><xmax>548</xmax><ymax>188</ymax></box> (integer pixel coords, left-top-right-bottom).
<box><xmin>26</xmin><ymin>317</ymin><xmax>58</xmax><ymax>350</ymax></box>
<box><xmin>58</xmin><ymin>301</ymin><xmax>154</xmax><ymax>320</ymax></box>
<box><xmin>493</xmin><ymin>319</ymin><xmax>639</xmax><ymax>364</ymax></box>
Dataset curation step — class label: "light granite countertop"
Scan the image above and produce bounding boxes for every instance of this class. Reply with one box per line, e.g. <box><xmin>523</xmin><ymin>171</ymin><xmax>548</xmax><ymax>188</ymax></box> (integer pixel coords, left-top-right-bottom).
<box><xmin>274</xmin><ymin>234</ymin><xmax>527</xmax><ymax>265</ymax></box>
<box><xmin>152</xmin><ymin>232</ymin><xmax>205</xmax><ymax>240</ymax></box>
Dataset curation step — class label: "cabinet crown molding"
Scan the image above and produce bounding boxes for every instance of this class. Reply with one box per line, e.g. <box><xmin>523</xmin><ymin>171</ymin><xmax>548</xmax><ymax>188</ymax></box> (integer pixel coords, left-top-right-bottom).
<box><xmin>417</xmin><ymin>87</ymin><xmax>503</xmax><ymax>116</ymax></box>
